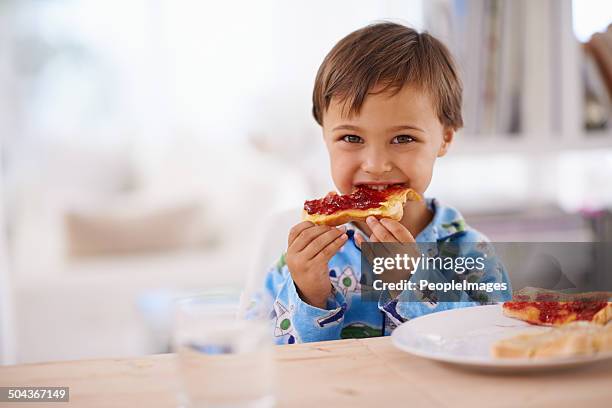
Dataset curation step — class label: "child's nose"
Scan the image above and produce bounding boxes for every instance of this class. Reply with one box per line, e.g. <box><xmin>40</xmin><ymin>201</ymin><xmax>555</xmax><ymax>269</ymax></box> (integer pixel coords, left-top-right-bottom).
<box><xmin>361</xmin><ymin>149</ymin><xmax>392</xmax><ymax>175</ymax></box>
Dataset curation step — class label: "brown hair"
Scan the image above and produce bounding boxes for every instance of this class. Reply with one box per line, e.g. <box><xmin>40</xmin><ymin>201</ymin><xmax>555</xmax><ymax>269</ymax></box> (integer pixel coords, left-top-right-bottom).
<box><xmin>312</xmin><ymin>22</ymin><xmax>463</xmax><ymax>130</ymax></box>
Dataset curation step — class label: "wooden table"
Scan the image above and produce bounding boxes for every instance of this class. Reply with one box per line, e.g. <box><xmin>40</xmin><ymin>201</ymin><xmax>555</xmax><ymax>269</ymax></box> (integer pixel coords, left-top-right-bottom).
<box><xmin>1</xmin><ymin>337</ymin><xmax>611</xmax><ymax>407</ymax></box>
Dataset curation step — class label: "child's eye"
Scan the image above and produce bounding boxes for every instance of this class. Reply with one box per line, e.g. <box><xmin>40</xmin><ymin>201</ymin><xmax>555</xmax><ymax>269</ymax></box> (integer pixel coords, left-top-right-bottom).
<box><xmin>342</xmin><ymin>134</ymin><xmax>364</xmax><ymax>144</ymax></box>
<box><xmin>391</xmin><ymin>135</ymin><xmax>415</xmax><ymax>144</ymax></box>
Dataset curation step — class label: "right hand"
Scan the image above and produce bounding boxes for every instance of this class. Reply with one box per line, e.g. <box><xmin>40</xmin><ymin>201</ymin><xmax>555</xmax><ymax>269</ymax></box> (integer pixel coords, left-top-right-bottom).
<box><xmin>286</xmin><ymin>221</ymin><xmax>348</xmax><ymax>309</ymax></box>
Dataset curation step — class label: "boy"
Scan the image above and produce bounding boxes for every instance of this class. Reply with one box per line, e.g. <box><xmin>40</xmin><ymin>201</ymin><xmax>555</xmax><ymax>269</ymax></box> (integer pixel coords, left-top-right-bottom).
<box><xmin>263</xmin><ymin>22</ymin><xmax>511</xmax><ymax>344</ymax></box>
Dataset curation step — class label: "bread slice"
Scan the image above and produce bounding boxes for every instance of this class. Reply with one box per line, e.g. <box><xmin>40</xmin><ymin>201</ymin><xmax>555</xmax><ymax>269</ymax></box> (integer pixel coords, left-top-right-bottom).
<box><xmin>502</xmin><ymin>287</ymin><xmax>612</xmax><ymax>326</ymax></box>
<box><xmin>302</xmin><ymin>187</ymin><xmax>421</xmax><ymax>227</ymax></box>
<box><xmin>491</xmin><ymin>321</ymin><xmax>612</xmax><ymax>359</ymax></box>
<box><xmin>503</xmin><ymin>301</ymin><xmax>612</xmax><ymax>326</ymax></box>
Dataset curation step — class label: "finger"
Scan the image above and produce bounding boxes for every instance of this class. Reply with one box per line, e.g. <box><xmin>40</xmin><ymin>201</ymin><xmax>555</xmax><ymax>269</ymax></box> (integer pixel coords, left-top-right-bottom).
<box><xmin>310</xmin><ymin>233</ymin><xmax>348</xmax><ymax>264</ymax></box>
<box><xmin>288</xmin><ymin>221</ymin><xmax>315</xmax><ymax>247</ymax></box>
<box><xmin>356</xmin><ymin>233</ymin><xmax>380</xmax><ymax>270</ymax></box>
<box><xmin>358</xmin><ymin>234</ymin><xmax>378</xmax><ymax>267</ymax></box>
<box><xmin>301</xmin><ymin>228</ymin><xmax>346</xmax><ymax>260</ymax></box>
<box><xmin>367</xmin><ymin>233</ymin><xmax>408</xmax><ymax>283</ymax></box>
<box><xmin>290</xmin><ymin>225</ymin><xmax>335</xmax><ymax>253</ymax></box>
<box><xmin>377</xmin><ymin>218</ymin><xmax>413</xmax><ymax>257</ymax></box>
<box><xmin>354</xmin><ymin>233</ymin><xmax>364</xmax><ymax>249</ymax></box>
<box><xmin>366</xmin><ymin>216</ymin><xmax>397</xmax><ymax>242</ymax></box>
<box><xmin>379</xmin><ymin>218</ymin><xmax>416</xmax><ymax>243</ymax></box>
<box><xmin>379</xmin><ymin>219</ymin><xmax>421</xmax><ymax>260</ymax></box>
<box><xmin>368</xmin><ymin>233</ymin><xmax>394</xmax><ymax>258</ymax></box>
<box><xmin>290</xmin><ymin>225</ymin><xmax>331</xmax><ymax>252</ymax></box>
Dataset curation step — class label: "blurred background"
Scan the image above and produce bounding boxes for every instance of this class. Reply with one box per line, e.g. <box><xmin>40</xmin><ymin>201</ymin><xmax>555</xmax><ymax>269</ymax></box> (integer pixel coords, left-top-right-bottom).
<box><xmin>1</xmin><ymin>0</ymin><xmax>612</xmax><ymax>364</ymax></box>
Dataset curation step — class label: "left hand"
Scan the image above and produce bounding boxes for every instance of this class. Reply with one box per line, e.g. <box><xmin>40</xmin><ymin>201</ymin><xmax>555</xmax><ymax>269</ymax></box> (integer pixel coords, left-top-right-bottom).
<box><xmin>356</xmin><ymin>216</ymin><xmax>420</xmax><ymax>297</ymax></box>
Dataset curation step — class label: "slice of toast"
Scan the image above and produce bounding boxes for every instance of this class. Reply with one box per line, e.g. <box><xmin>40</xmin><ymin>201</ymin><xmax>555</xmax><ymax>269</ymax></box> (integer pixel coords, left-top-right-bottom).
<box><xmin>491</xmin><ymin>321</ymin><xmax>612</xmax><ymax>359</ymax></box>
<box><xmin>502</xmin><ymin>301</ymin><xmax>612</xmax><ymax>326</ymax></box>
<box><xmin>303</xmin><ymin>187</ymin><xmax>421</xmax><ymax>227</ymax></box>
<box><xmin>502</xmin><ymin>287</ymin><xmax>612</xmax><ymax>326</ymax></box>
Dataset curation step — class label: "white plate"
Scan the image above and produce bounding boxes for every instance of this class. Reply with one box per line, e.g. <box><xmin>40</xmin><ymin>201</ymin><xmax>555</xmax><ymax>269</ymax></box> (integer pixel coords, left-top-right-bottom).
<box><xmin>391</xmin><ymin>304</ymin><xmax>612</xmax><ymax>372</ymax></box>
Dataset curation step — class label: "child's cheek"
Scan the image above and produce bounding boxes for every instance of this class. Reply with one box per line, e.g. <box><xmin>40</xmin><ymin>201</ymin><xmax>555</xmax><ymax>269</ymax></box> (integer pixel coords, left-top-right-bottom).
<box><xmin>330</xmin><ymin>163</ymin><xmax>352</xmax><ymax>194</ymax></box>
<box><xmin>405</xmin><ymin>155</ymin><xmax>435</xmax><ymax>189</ymax></box>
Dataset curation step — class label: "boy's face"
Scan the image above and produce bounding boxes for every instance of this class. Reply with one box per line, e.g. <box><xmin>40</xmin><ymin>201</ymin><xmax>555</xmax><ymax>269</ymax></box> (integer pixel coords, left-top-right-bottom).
<box><xmin>322</xmin><ymin>84</ymin><xmax>453</xmax><ymax>197</ymax></box>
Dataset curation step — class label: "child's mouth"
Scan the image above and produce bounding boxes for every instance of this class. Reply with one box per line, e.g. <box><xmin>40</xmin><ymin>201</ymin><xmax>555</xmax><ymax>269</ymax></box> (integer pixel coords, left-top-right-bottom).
<box><xmin>354</xmin><ymin>183</ymin><xmax>407</xmax><ymax>191</ymax></box>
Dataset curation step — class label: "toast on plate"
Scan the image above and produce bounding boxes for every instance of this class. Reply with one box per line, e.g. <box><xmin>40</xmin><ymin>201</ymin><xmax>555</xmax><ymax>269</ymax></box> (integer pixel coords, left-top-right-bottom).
<box><xmin>491</xmin><ymin>321</ymin><xmax>612</xmax><ymax>359</ymax></box>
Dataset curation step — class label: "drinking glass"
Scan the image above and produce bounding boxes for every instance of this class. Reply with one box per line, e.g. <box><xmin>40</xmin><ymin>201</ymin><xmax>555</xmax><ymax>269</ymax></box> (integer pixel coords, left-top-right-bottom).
<box><xmin>172</xmin><ymin>290</ymin><xmax>275</xmax><ymax>408</ymax></box>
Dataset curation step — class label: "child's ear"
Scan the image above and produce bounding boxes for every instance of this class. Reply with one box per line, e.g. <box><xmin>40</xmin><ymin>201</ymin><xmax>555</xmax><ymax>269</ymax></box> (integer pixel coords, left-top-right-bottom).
<box><xmin>437</xmin><ymin>128</ymin><xmax>454</xmax><ymax>157</ymax></box>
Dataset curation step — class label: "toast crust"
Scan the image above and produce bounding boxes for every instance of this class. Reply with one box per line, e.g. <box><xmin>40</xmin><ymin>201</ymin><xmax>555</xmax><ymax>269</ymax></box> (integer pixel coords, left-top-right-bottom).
<box><xmin>303</xmin><ymin>188</ymin><xmax>421</xmax><ymax>226</ymax></box>
<box><xmin>593</xmin><ymin>303</ymin><xmax>612</xmax><ymax>325</ymax></box>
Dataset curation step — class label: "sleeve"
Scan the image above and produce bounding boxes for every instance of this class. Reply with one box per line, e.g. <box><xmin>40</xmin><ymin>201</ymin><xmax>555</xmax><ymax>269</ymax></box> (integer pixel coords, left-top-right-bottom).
<box><xmin>263</xmin><ymin>253</ymin><xmax>349</xmax><ymax>344</ymax></box>
<box><xmin>378</xmin><ymin>234</ymin><xmax>512</xmax><ymax>323</ymax></box>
